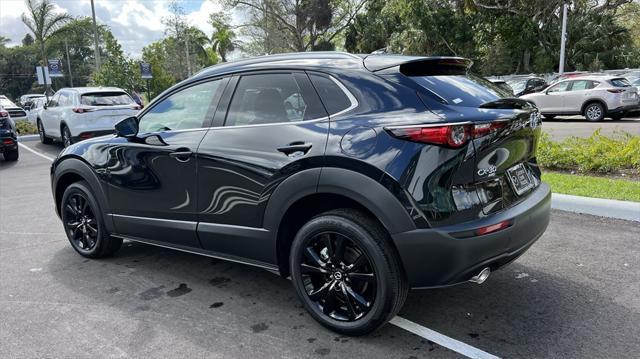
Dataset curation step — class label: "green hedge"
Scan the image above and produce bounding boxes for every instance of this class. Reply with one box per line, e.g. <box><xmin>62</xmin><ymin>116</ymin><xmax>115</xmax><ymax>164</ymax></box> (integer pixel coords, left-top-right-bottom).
<box><xmin>14</xmin><ymin>120</ymin><xmax>38</xmax><ymax>135</ymax></box>
<box><xmin>537</xmin><ymin>130</ymin><xmax>640</xmax><ymax>173</ymax></box>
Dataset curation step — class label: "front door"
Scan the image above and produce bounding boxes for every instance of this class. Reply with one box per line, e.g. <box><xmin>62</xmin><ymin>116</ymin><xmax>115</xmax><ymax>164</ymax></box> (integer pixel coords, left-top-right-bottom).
<box><xmin>106</xmin><ymin>77</ymin><xmax>228</xmax><ymax>248</ymax></box>
<box><xmin>539</xmin><ymin>81</ymin><xmax>570</xmax><ymax>113</ymax></box>
<box><xmin>196</xmin><ymin>72</ymin><xmax>330</xmax><ymax>264</ymax></box>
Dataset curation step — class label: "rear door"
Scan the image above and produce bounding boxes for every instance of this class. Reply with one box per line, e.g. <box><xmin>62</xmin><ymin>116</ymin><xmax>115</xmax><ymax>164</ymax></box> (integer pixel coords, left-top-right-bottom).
<box><xmin>561</xmin><ymin>80</ymin><xmax>592</xmax><ymax>112</ymax></box>
<box><xmin>195</xmin><ymin>71</ymin><xmax>329</xmax><ymax>264</ymax></box>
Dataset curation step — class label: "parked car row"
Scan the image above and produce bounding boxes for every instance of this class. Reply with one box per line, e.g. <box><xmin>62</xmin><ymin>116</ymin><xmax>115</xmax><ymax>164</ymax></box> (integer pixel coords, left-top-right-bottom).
<box><xmin>488</xmin><ymin>70</ymin><xmax>640</xmax><ymax>121</ymax></box>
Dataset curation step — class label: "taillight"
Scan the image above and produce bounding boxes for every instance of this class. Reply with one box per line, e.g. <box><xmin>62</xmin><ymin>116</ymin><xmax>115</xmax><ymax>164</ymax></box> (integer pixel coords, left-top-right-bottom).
<box><xmin>2</xmin><ymin>138</ymin><xmax>14</xmax><ymax>145</ymax></box>
<box><xmin>606</xmin><ymin>89</ymin><xmax>625</xmax><ymax>94</ymax></box>
<box><xmin>72</xmin><ymin>107</ymin><xmax>96</xmax><ymax>113</ymax></box>
<box><xmin>386</xmin><ymin>123</ymin><xmax>470</xmax><ymax>148</ymax></box>
<box><xmin>386</xmin><ymin>120</ymin><xmax>509</xmax><ymax>148</ymax></box>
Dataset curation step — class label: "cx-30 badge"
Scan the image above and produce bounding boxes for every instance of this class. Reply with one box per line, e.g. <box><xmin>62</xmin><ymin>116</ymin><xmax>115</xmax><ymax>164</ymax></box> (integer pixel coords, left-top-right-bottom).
<box><xmin>477</xmin><ymin>165</ymin><xmax>497</xmax><ymax>177</ymax></box>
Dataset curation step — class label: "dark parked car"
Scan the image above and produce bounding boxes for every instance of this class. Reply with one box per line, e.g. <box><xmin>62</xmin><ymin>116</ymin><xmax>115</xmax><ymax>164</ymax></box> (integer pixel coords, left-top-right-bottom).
<box><xmin>50</xmin><ymin>52</ymin><xmax>551</xmax><ymax>335</ymax></box>
<box><xmin>507</xmin><ymin>76</ymin><xmax>548</xmax><ymax>97</ymax></box>
<box><xmin>0</xmin><ymin>107</ymin><xmax>19</xmax><ymax>161</ymax></box>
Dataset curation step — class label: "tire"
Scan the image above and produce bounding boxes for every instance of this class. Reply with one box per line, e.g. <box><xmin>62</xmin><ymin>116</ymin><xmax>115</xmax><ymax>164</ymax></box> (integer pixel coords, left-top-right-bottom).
<box><xmin>583</xmin><ymin>102</ymin><xmax>605</xmax><ymax>122</ymax></box>
<box><xmin>38</xmin><ymin>120</ymin><xmax>52</xmax><ymax>144</ymax></box>
<box><xmin>3</xmin><ymin>147</ymin><xmax>19</xmax><ymax>161</ymax></box>
<box><xmin>290</xmin><ymin>209</ymin><xmax>408</xmax><ymax>336</ymax></box>
<box><xmin>542</xmin><ymin>115</ymin><xmax>555</xmax><ymax>120</ymax></box>
<box><xmin>61</xmin><ymin>125</ymin><xmax>73</xmax><ymax>147</ymax></box>
<box><xmin>61</xmin><ymin>181</ymin><xmax>122</xmax><ymax>258</ymax></box>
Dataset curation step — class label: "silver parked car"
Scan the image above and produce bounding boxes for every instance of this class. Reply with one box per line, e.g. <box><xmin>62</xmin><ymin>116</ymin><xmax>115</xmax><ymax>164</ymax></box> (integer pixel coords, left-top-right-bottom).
<box><xmin>521</xmin><ymin>76</ymin><xmax>640</xmax><ymax>121</ymax></box>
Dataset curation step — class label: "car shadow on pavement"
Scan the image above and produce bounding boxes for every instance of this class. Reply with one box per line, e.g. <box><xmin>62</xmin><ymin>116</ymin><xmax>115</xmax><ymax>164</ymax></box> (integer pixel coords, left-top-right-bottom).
<box><xmin>0</xmin><ymin>159</ymin><xmax>19</xmax><ymax>169</ymax></box>
<box><xmin>46</xmin><ymin>241</ymin><xmax>442</xmax><ymax>359</ymax></box>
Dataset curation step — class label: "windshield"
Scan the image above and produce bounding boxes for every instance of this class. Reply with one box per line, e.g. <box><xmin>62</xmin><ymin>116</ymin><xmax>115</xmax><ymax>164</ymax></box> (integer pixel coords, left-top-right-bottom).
<box><xmin>411</xmin><ymin>74</ymin><xmax>511</xmax><ymax>108</ymax></box>
<box><xmin>507</xmin><ymin>80</ymin><xmax>527</xmax><ymax>94</ymax></box>
<box><xmin>81</xmin><ymin>92</ymin><xmax>135</xmax><ymax>106</ymax></box>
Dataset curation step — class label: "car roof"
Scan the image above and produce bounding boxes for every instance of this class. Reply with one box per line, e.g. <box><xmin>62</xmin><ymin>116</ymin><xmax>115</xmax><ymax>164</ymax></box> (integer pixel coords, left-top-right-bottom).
<box><xmin>557</xmin><ymin>75</ymin><xmax>619</xmax><ymax>82</ymax></box>
<box><xmin>192</xmin><ymin>52</ymin><xmax>470</xmax><ymax>79</ymax></box>
<box><xmin>58</xmin><ymin>87</ymin><xmax>128</xmax><ymax>94</ymax></box>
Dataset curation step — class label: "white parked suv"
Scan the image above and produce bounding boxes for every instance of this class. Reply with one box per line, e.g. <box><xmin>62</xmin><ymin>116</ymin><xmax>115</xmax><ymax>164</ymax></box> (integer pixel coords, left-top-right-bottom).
<box><xmin>38</xmin><ymin>87</ymin><xmax>140</xmax><ymax>147</ymax></box>
<box><xmin>520</xmin><ymin>76</ymin><xmax>640</xmax><ymax>121</ymax></box>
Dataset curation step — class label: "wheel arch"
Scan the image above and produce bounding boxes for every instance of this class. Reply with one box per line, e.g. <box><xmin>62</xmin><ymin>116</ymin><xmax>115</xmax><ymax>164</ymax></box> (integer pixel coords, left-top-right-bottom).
<box><xmin>581</xmin><ymin>98</ymin><xmax>608</xmax><ymax>114</ymax></box>
<box><xmin>265</xmin><ymin>167</ymin><xmax>415</xmax><ymax>277</ymax></box>
<box><xmin>53</xmin><ymin>157</ymin><xmax>115</xmax><ymax>233</ymax></box>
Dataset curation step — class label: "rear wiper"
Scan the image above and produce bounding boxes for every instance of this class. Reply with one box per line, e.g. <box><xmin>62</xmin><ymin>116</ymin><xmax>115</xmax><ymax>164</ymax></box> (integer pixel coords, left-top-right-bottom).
<box><xmin>479</xmin><ymin>98</ymin><xmax>533</xmax><ymax>109</ymax></box>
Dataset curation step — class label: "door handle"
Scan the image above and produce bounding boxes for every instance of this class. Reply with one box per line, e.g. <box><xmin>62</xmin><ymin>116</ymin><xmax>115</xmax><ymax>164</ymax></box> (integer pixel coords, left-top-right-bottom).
<box><xmin>277</xmin><ymin>142</ymin><xmax>312</xmax><ymax>156</ymax></box>
<box><xmin>169</xmin><ymin>148</ymin><xmax>193</xmax><ymax>162</ymax></box>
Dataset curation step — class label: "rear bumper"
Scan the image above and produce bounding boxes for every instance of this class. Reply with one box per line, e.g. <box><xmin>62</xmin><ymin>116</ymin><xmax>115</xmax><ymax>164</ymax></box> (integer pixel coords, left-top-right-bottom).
<box><xmin>392</xmin><ymin>182</ymin><xmax>551</xmax><ymax>288</ymax></box>
<box><xmin>608</xmin><ymin>104</ymin><xmax>640</xmax><ymax>116</ymax></box>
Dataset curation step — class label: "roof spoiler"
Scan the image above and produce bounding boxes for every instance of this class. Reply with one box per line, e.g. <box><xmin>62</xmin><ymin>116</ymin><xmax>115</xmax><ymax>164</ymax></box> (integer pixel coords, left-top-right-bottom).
<box><xmin>363</xmin><ymin>55</ymin><xmax>473</xmax><ymax>75</ymax></box>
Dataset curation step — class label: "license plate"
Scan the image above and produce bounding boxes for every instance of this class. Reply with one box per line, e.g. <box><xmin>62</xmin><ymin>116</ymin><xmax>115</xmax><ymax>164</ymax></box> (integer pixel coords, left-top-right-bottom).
<box><xmin>506</xmin><ymin>163</ymin><xmax>534</xmax><ymax>196</ymax></box>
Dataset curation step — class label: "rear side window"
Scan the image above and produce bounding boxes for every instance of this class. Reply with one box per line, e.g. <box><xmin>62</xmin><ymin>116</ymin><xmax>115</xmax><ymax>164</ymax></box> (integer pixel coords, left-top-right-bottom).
<box><xmin>226</xmin><ymin>73</ymin><xmax>318</xmax><ymax>126</ymax></box>
<box><xmin>81</xmin><ymin>92</ymin><xmax>135</xmax><ymax>106</ymax></box>
<box><xmin>610</xmin><ymin>78</ymin><xmax>631</xmax><ymax>87</ymax></box>
<box><xmin>309</xmin><ymin>74</ymin><xmax>352</xmax><ymax>115</ymax></box>
<box><xmin>411</xmin><ymin>74</ymin><xmax>509</xmax><ymax>107</ymax></box>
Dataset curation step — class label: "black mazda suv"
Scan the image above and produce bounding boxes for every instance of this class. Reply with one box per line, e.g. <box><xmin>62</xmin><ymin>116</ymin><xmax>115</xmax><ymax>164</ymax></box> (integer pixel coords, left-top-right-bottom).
<box><xmin>51</xmin><ymin>52</ymin><xmax>550</xmax><ymax>335</ymax></box>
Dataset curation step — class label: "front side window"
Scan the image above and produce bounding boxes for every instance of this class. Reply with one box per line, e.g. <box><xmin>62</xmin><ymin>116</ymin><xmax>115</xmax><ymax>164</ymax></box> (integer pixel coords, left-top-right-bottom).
<box><xmin>48</xmin><ymin>93</ymin><xmax>60</xmax><ymax>107</ymax></box>
<box><xmin>225</xmin><ymin>73</ymin><xmax>310</xmax><ymax>126</ymax></box>
<box><xmin>138</xmin><ymin>80</ymin><xmax>223</xmax><ymax>133</ymax></box>
<box><xmin>548</xmin><ymin>81</ymin><xmax>570</xmax><ymax>93</ymax></box>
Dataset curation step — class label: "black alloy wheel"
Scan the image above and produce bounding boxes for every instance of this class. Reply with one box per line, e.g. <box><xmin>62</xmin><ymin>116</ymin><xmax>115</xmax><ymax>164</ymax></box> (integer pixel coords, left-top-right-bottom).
<box><xmin>63</xmin><ymin>192</ymin><xmax>99</xmax><ymax>251</ymax></box>
<box><xmin>61</xmin><ymin>181</ymin><xmax>122</xmax><ymax>258</ymax></box>
<box><xmin>290</xmin><ymin>209</ymin><xmax>407</xmax><ymax>336</ymax></box>
<box><xmin>300</xmin><ymin>231</ymin><xmax>376</xmax><ymax>321</ymax></box>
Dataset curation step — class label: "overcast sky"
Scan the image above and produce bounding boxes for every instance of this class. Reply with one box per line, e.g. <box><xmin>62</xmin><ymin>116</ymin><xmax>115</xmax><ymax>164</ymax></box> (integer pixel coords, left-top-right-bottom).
<box><xmin>0</xmin><ymin>0</ymin><xmax>236</xmax><ymax>58</ymax></box>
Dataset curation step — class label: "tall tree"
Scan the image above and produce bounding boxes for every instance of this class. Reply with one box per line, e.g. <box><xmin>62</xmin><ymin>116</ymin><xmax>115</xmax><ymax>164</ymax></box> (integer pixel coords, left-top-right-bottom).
<box><xmin>21</xmin><ymin>0</ymin><xmax>71</xmax><ymax>92</ymax></box>
<box><xmin>227</xmin><ymin>0</ymin><xmax>367</xmax><ymax>53</ymax></box>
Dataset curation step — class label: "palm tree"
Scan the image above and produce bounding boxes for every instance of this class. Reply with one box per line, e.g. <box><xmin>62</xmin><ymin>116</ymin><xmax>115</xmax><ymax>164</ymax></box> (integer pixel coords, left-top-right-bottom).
<box><xmin>210</xmin><ymin>13</ymin><xmax>240</xmax><ymax>62</ymax></box>
<box><xmin>21</xmin><ymin>0</ymin><xmax>71</xmax><ymax>90</ymax></box>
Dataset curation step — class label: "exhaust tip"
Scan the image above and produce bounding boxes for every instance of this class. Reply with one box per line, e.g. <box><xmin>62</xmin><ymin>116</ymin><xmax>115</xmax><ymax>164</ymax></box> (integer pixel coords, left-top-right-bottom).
<box><xmin>469</xmin><ymin>267</ymin><xmax>491</xmax><ymax>284</ymax></box>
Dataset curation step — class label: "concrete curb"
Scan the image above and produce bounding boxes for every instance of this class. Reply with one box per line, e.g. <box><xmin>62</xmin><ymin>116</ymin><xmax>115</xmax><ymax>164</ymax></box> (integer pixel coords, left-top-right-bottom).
<box><xmin>552</xmin><ymin>193</ymin><xmax>640</xmax><ymax>222</ymax></box>
<box><xmin>17</xmin><ymin>134</ymin><xmax>40</xmax><ymax>142</ymax></box>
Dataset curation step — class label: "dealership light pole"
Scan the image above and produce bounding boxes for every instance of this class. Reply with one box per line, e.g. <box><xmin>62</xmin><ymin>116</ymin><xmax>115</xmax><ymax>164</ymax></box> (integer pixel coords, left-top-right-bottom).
<box><xmin>558</xmin><ymin>1</ymin><xmax>569</xmax><ymax>74</ymax></box>
<box><xmin>90</xmin><ymin>0</ymin><xmax>101</xmax><ymax>71</ymax></box>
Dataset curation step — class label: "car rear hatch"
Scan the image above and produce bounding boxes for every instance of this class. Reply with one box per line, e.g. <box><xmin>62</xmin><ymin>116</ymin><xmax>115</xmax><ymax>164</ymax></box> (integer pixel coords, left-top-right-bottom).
<box><xmin>77</xmin><ymin>92</ymin><xmax>140</xmax><ymax>130</ymax></box>
<box><xmin>609</xmin><ymin>78</ymin><xmax>640</xmax><ymax>105</ymax></box>
<box><xmin>375</xmin><ymin>57</ymin><xmax>542</xmax><ymax>226</ymax></box>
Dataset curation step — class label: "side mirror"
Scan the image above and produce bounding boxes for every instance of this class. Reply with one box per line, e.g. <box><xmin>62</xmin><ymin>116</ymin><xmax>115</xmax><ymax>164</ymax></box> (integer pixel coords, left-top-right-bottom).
<box><xmin>115</xmin><ymin>116</ymin><xmax>139</xmax><ymax>138</ymax></box>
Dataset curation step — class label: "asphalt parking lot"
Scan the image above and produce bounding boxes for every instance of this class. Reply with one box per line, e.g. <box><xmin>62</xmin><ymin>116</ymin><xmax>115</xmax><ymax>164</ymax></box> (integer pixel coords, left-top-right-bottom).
<box><xmin>1</xmin><ymin>141</ymin><xmax>639</xmax><ymax>359</ymax></box>
<box><xmin>542</xmin><ymin>116</ymin><xmax>640</xmax><ymax>140</ymax></box>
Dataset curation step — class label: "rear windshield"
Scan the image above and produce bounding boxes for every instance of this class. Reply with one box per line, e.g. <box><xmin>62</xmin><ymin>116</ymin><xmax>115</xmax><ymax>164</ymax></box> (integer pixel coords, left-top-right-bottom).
<box><xmin>81</xmin><ymin>92</ymin><xmax>134</xmax><ymax>106</ymax></box>
<box><xmin>610</xmin><ymin>78</ymin><xmax>631</xmax><ymax>87</ymax></box>
<box><xmin>412</xmin><ymin>74</ymin><xmax>511</xmax><ymax>107</ymax></box>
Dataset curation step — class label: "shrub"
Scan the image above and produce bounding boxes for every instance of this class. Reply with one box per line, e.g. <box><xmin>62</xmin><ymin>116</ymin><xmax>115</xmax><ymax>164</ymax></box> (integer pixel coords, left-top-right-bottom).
<box><xmin>14</xmin><ymin>120</ymin><xmax>38</xmax><ymax>135</ymax></box>
<box><xmin>537</xmin><ymin>130</ymin><xmax>640</xmax><ymax>173</ymax></box>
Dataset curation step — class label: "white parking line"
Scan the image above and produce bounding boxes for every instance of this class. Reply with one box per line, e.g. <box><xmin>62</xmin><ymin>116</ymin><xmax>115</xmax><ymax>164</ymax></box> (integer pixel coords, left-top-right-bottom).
<box><xmin>18</xmin><ymin>142</ymin><xmax>54</xmax><ymax>162</ymax></box>
<box><xmin>391</xmin><ymin>316</ymin><xmax>500</xmax><ymax>359</ymax></box>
